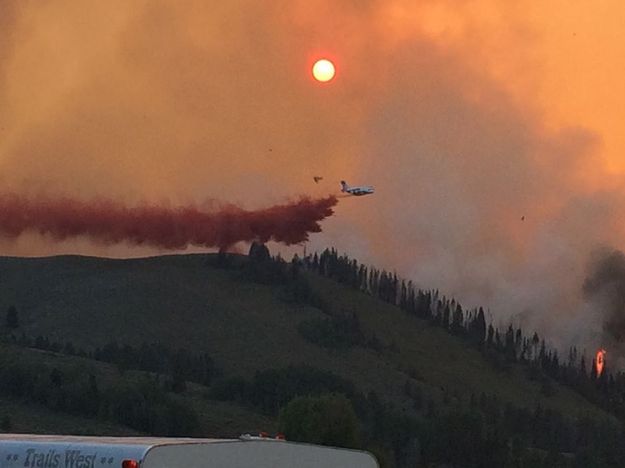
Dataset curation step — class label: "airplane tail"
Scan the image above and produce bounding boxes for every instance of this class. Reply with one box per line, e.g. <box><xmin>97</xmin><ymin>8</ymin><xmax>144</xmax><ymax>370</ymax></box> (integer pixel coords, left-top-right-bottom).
<box><xmin>340</xmin><ymin>181</ymin><xmax>349</xmax><ymax>192</ymax></box>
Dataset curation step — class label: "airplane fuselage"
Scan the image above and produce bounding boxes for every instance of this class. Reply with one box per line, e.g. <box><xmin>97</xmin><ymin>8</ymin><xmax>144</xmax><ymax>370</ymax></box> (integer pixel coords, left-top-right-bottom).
<box><xmin>344</xmin><ymin>187</ymin><xmax>374</xmax><ymax>196</ymax></box>
<box><xmin>340</xmin><ymin>180</ymin><xmax>374</xmax><ymax>196</ymax></box>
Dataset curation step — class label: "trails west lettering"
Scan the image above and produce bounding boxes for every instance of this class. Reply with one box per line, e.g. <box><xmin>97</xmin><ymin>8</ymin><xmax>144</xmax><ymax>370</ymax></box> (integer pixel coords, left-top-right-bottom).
<box><xmin>23</xmin><ymin>450</ymin><xmax>97</xmax><ymax>468</ymax></box>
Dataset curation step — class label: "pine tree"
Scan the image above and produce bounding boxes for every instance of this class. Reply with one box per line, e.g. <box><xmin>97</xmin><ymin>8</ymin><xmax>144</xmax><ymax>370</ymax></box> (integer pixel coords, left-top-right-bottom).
<box><xmin>249</xmin><ymin>242</ymin><xmax>270</xmax><ymax>262</ymax></box>
<box><xmin>451</xmin><ymin>304</ymin><xmax>464</xmax><ymax>335</ymax></box>
<box><xmin>505</xmin><ymin>325</ymin><xmax>516</xmax><ymax>361</ymax></box>
<box><xmin>400</xmin><ymin>281</ymin><xmax>407</xmax><ymax>310</ymax></box>
<box><xmin>487</xmin><ymin>324</ymin><xmax>495</xmax><ymax>347</ymax></box>
<box><xmin>580</xmin><ymin>355</ymin><xmax>587</xmax><ymax>378</ymax></box>
<box><xmin>495</xmin><ymin>330</ymin><xmax>502</xmax><ymax>350</ymax></box>
<box><xmin>531</xmin><ymin>332</ymin><xmax>540</xmax><ymax>360</ymax></box>
<box><xmin>539</xmin><ymin>340</ymin><xmax>547</xmax><ymax>367</ymax></box>
<box><xmin>442</xmin><ymin>304</ymin><xmax>451</xmax><ymax>329</ymax></box>
<box><xmin>475</xmin><ymin>308</ymin><xmax>486</xmax><ymax>344</ymax></box>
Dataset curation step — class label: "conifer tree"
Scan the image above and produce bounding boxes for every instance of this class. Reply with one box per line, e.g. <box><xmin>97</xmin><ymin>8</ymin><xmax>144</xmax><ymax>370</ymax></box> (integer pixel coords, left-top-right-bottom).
<box><xmin>590</xmin><ymin>358</ymin><xmax>598</xmax><ymax>381</ymax></box>
<box><xmin>487</xmin><ymin>324</ymin><xmax>495</xmax><ymax>347</ymax></box>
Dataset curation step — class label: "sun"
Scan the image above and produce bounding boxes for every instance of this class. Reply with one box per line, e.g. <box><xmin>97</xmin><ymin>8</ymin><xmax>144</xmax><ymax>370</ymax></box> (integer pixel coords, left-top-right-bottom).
<box><xmin>312</xmin><ymin>59</ymin><xmax>335</xmax><ymax>82</ymax></box>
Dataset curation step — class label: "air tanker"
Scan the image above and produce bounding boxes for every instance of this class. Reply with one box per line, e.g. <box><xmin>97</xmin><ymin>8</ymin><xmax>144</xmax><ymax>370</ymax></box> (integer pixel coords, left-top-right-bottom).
<box><xmin>340</xmin><ymin>180</ymin><xmax>374</xmax><ymax>196</ymax></box>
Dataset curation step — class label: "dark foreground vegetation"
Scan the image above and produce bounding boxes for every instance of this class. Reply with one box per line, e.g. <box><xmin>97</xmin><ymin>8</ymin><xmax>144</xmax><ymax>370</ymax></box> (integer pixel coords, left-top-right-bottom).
<box><xmin>1</xmin><ymin>247</ymin><xmax>624</xmax><ymax>467</ymax></box>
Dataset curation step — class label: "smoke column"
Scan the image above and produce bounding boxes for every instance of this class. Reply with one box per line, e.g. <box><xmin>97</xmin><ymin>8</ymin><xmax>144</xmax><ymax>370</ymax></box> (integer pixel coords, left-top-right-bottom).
<box><xmin>0</xmin><ymin>193</ymin><xmax>338</xmax><ymax>250</ymax></box>
<box><xmin>583</xmin><ymin>249</ymin><xmax>625</xmax><ymax>345</ymax></box>
<box><xmin>3</xmin><ymin>0</ymin><xmax>625</xmax><ymax>354</ymax></box>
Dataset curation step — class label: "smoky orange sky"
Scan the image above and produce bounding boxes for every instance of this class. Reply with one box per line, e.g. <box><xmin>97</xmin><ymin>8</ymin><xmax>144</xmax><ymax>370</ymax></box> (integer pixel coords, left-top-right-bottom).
<box><xmin>2</xmin><ymin>0</ymin><xmax>625</xmax><ymax>353</ymax></box>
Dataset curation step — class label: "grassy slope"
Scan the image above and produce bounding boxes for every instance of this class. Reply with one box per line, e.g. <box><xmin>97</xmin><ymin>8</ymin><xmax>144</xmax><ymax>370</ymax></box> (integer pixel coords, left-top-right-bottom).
<box><xmin>309</xmin><ymin>274</ymin><xmax>605</xmax><ymax>418</ymax></box>
<box><xmin>0</xmin><ymin>254</ymin><xmax>610</xmax><ymax>434</ymax></box>
<box><xmin>0</xmin><ymin>396</ymin><xmax>139</xmax><ymax>435</ymax></box>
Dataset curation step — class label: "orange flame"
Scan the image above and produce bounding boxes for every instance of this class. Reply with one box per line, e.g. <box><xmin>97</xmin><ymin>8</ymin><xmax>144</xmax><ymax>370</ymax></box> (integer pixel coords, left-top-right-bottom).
<box><xmin>596</xmin><ymin>349</ymin><xmax>607</xmax><ymax>377</ymax></box>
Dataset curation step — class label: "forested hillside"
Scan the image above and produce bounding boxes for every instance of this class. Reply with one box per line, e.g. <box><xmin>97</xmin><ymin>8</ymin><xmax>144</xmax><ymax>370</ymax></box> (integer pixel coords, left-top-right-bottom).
<box><xmin>0</xmin><ymin>248</ymin><xmax>623</xmax><ymax>467</ymax></box>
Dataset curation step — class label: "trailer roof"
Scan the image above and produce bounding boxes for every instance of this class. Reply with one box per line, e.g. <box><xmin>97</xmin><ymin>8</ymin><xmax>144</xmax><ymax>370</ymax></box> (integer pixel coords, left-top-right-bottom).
<box><xmin>0</xmin><ymin>434</ymin><xmax>379</xmax><ymax>468</ymax></box>
<box><xmin>0</xmin><ymin>434</ymin><xmax>237</xmax><ymax>446</ymax></box>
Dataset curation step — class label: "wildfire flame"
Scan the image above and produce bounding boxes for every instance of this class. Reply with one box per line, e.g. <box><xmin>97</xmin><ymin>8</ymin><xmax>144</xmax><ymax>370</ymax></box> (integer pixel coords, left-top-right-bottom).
<box><xmin>596</xmin><ymin>349</ymin><xmax>607</xmax><ymax>377</ymax></box>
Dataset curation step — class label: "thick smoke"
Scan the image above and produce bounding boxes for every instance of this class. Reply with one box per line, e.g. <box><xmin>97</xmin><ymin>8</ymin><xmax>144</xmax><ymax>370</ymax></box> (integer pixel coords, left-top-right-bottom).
<box><xmin>2</xmin><ymin>0</ymin><xmax>625</xmax><ymax>355</ymax></box>
<box><xmin>0</xmin><ymin>193</ymin><xmax>337</xmax><ymax>250</ymax></box>
<box><xmin>583</xmin><ymin>249</ymin><xmax>625</xmax><ymax>344</ymax></box>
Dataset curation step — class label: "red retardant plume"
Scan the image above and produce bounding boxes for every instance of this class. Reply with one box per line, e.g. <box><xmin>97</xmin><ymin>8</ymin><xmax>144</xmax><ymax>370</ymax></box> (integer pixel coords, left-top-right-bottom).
<box><xmin>0</xmin><ymin>193</ymin><xmax>338</xmax><ymax>250</ymax></box>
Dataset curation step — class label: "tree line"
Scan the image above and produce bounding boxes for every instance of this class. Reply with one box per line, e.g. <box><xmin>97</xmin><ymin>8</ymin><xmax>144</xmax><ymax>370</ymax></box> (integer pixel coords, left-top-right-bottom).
<box><xmin>5</xmin><ymin>333</ymin><xmax>219</xmax><ymax>391</ymax></box>
<box><xmin>209</xmin><ymin>362</ymin><xmax>625</xmax><ymax>467</ymax></box>
<box><xmin>0</xmin><ymin>351</ymin><xmax>198</xmax><ymax>436</ymax></box>
<box><xmin>296</xmin><ymin>248</ymin><xmax>625</xmax><ymax>421</ymax></box>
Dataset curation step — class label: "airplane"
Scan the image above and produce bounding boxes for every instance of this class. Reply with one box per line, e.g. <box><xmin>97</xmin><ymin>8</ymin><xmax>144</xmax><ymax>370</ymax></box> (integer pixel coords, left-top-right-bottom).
<box><xmin>340</xmin><ymin>180</ymin><xmax>374</xmax><ymax>196</ymax></box>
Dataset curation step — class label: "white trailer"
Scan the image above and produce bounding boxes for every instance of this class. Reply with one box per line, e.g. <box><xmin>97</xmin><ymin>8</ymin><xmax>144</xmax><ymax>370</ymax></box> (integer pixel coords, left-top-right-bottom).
<box><xmin>0</xmin><ymin>435</ymin><xmax>378</xmax><ymax>468</ymax></box>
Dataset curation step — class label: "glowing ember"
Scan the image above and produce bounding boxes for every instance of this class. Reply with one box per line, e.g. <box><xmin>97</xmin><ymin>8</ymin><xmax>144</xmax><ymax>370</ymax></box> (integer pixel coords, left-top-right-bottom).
<box><xmin>596</xmin><ymin>349</ymin><xmax>607</xmax><ymax>377</ymax></box>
